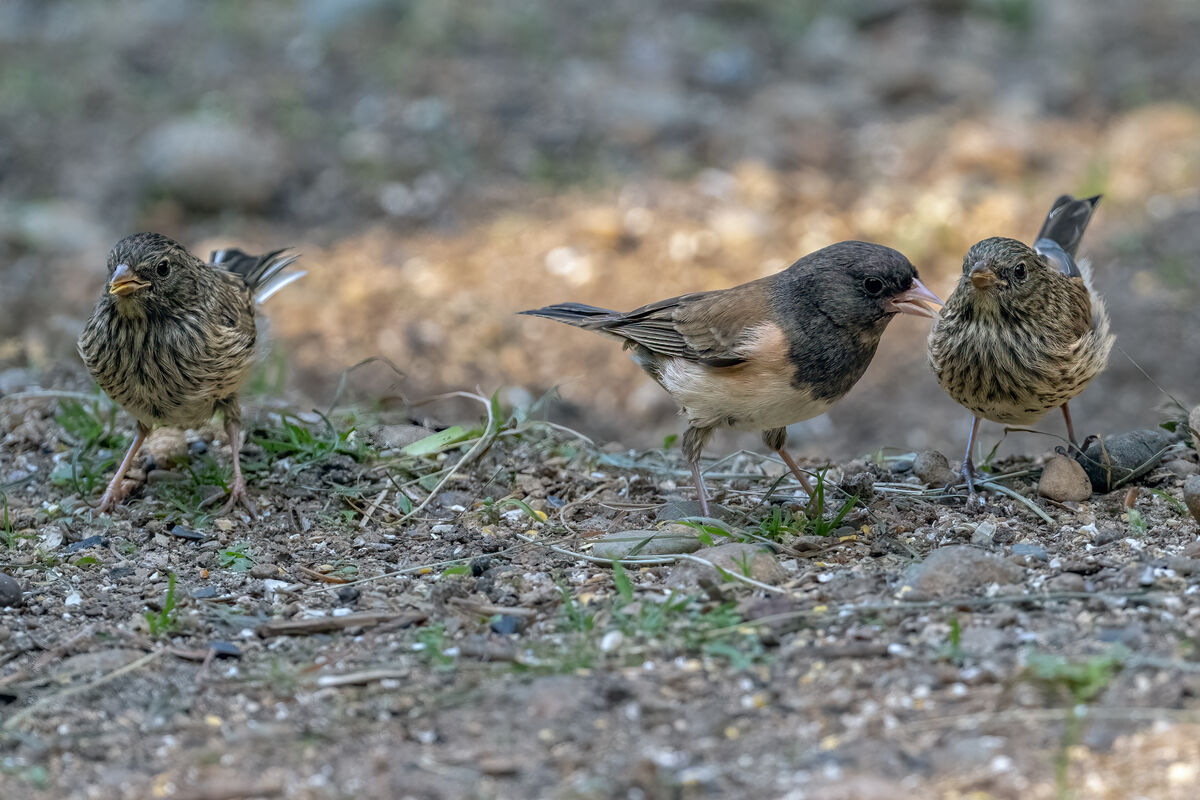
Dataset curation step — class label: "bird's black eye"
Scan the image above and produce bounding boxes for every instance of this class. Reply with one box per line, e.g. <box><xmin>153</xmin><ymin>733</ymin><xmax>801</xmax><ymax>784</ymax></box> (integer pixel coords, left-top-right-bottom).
<box><xmin>157</xmin><ymin>259</ymin><xmax>171</xmax><ymax>277</ymax></box>
<box><xmin>863</xmin><ymin>277</ymin><xmax>885</xmax><ymax>296</ymax></box>
<box><xmin>1013</xmin><ymin>263</ymin><xmax>1027</xmax><ymax>281</ymax></box>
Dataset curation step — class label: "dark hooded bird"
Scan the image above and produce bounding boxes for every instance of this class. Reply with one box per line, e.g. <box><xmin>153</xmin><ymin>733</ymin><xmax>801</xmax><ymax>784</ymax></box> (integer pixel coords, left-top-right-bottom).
<box><xmin>77</xmin><ymin>233</ymin><xmax>304</xmax><ymax>516</ymax></box>
<box><xmin>521</xmin><ymin>241</ymin><xmax>941</xmax><ymax>514</ymax></box>
<box><xmin>928</xmin><ymin>195</ymin><xmax>1114</xmax><ymax>496</ymax></box>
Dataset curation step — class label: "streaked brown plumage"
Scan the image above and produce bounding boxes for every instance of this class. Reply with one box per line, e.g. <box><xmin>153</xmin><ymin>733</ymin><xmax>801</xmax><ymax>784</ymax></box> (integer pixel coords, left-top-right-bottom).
<box><xmin>77</xmin><ymin>232</ymin><xmax>303</xmax><ymax>515</ymax></box>
<box><xmin>928</xmin><ymin>195</ymin><xmax>1114</xmax><ymax>495</ymax></box>
<box><xmin>521</xmin><ymin>241</ymin><xmax>941</xmax><ymax>514</ymax></box>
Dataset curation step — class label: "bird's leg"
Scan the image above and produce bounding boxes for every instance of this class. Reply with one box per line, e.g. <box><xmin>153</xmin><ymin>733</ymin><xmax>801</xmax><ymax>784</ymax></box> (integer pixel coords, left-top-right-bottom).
<box><xmin>762</xmin><ymin>427</ymin><xmax>814</xmax><ymax>497</ymax></box>
<box><xmin>682</xmin><ymin>426</ymin><xmax>714</xmax><ymax>516</ymax></box>
<box><xmin>214</xmin><ymin>407</ymin><xmax>257</xmax><ymax>518</ymax></box>
<box><xmin>1060</xmin><ymin>402</ymin><xmax>1078</xmax><ymax>450</ymax></box>
<box><xmin>961</xmin><ymin>415</ymin><xmax>982</xmax><ymax>504</ymax></box>
<box><xmin>97</xmin><ymin>423</ymin><xmax>149</xmax><ymax>513</ymax></box>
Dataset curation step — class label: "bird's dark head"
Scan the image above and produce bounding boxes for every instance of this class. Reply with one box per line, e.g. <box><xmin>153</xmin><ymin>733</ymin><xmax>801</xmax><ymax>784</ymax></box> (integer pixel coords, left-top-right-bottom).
<box><xmin>792</xmin><ymin>241</ymin><xmax>941</xmax><ymax>333</ymax></box>
<box><xmin>961</xmin><ymin>237</ymin><xmax>1048</xmax><ymax>303</ymax></box>
<box><xmin>104</xmin><ymin>232</ymin><xmax>203</xmax><ymax>311</ymax></box>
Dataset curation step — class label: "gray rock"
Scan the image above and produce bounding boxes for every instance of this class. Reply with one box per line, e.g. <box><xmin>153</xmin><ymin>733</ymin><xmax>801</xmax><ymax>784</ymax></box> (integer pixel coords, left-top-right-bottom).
<box><xmin>1010</xmin><ymin>542</ymin><xmax>1048</xmax><ymax>563</ymax></box>
<box><xmin>1182</xmin><ymin>540</ymin><xmax>1200</xmax><ymax>558</ymax></box>
<box><xmin>250</xmin><ymin>563</ymin><xmax>277</xmax><ymax>579</ymax></box>
<box><xmin>654</xmin><ymin>499</ymin><xmax>733</xmax><ymax>522</ymax></box>
<box><xmin>0</xmin><ymin>572</ymin><xmax>22</xmax><ymax>607</ymax></box>
<box><xmin>1037</xmin><ymin>455</ymin><xmax>1093</xmax><ymax>502</ymax></box>
<box><xmin>1163</xmin><ymin>459</ymin><xmax>1199</xmax><ymax>477</ymax></box>
<box><xmin>912</xmin><ymin>450</ymin><xmax>957</xmax><ymax>487</ymax></box>
<box><xmin>142</xmin><ymin>117</ymin><xmax>284</xmax><ymax>210</ymax></box>
<box><xmin>1046</xmin><ymin>572</ymin><xmax>1086</xmax><ymax>593</ymax></box>
<box><xmin>1190</xmin><ymin>406</ymin><xmax>1200</xmax><ymax>452</ymax></box>
<box><xmin>1074</xmin><ymin>429</ymin><xmax>1176</xmax><ymax>493</ymax></box>
<box><xmin>902</xmin><ymin>546</ymin><xmax>1024</xmax><ymax>598</ymax></box>
<box><xmin>592</xmin><ymin>528</ymin><xmax>702</xmax><ymax>560</ymax></box>
<box><xmin>1184</xmin><ymin>475</ymin><xmax>1200</xmax><ymax>525</ymax></box>
<box><xmin>667</xmin><ymin>543</ymin><xmax>786</xmax><ymax>588</ymax></box>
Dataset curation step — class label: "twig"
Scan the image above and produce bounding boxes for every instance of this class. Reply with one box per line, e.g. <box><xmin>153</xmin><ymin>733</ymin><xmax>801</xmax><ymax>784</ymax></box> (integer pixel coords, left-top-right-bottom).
<box><xmin>315</xmin><ymin>669</ymin><xmax>409</xmax><ymax>688</ymax></box>
<box><xmin>358</xmin><ymin>487</ymin><xmax>388</xmax><ymax>528</ymax></box>
<box><xmin>978</xmin><ymin>480</ymin><xmax>1056</xmax><ymax>524</ymax></box>
<box><xmin>391</xmin><ymin>391</ymin><xmax>498</xmax><ymax>525</ymax></box>
<box><xmin>256</xmin><ymin>610</ymin><xmax>426</xmax><ymax>637</ymax></box>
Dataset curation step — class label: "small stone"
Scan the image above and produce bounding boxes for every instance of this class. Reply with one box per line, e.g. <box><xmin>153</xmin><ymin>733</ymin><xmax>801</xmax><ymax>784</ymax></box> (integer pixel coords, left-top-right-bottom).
<box><xmin>667</xmin><ymin>543</ymin><xmax>786</xmax><ymax>588</ymax></box>
<box><xmin>1046</xmin><ymin>572</ymin><xmax>1086</xmax><ymax>593</ymax></box>
<box><xmin>207</xmin><ymin>640</ymin><xmax>241</xmax><ymax>659</ymax></box>
<box><xmin>1182</xmin><ymin>540</ymin><xmax>1200</xmax><ymax>558</ymax></box>
<box><xmin>250</xmin><ymin>563</ymin><xmax>277</xmax><ymax>579</ymax></box>
<box><xmin>66</xmin><ymin>535</ymin><xmax>104</xmax><ymax>553</ymax></box>
<box><xmin>489</xmin><ymin>614</ymin><xmax>525</xmax><ymax>635</ymax></box>
<box><xmin>1184</xmin><ymin>476</ymin><xmax>1200</xmax><ymax>524</ymax></box>
<box><xmin>1190</xmin><ymin>405</ymin><xmax>1200</xmax><ymax>452</ymax></box>
<box><xmin>336</xmin><ymin>586</ymin><xmax>360</xmax><ymax>605</ymax></box>
<box><xmin>1038</xmin><ymin>455</ymin><xmax>1093</xmax><ymax>502</ymax></box>
<box><xmin>654</xmin><ymin>499</ymin><xmax>733</xmax><ymax>522</ymax></box>
<box><xmin>1163</xmin><ymin>459</ymin><xmax>1199</xmax><ymax>477</ymax></box>
<box><xmin>970</xmin><ymin>521</ymin><xmax>997</xmax><ymax>547</ymax></box>
<box><xmin>142</xmin><ymin>427</ymin><xmax>188</xmax><ymax>470</ymax></box>
<box><xmin>912</xmin><ymin>450</ymin><xmax>957</xmax><ymax>487</ymax></box>
<box><xmin>600</xmin><ymin>630</ymin><xmax>624</xmax><ymax>652</ymax></box>
<box><xmin>592</xmin><ymin>529</ymin><xmax>702</xmax><ymax>560</ymax></box>
<box><xmin>839</xmin><ymin>472</ymin><xmax>875</xmax><ymax>501</ymax></box>
<box><xmin>1074</xmin><ymin>429</ymin><xmax>1176</xmax><ymax>493</ymax></box>
<box><xmin>369</xmin><ymin>424</ymin><xmax>436</xmax><ymax>451</ymax></box>
<box><xmin>0</xmin><ymin>572</ymin><xmax>23</xmax><ymax>607</ymax></box>
<box><xmin>902</xmin><ymin>546</ymin><xmax>1024</xmax><ymax>599</ymax></box>
<box><xmin>147</xmin><ymin>469</ymin><xmax>188</xmax><ymax>485</ymax></box>
<box><xmin>1010</xmin><ymin>543</ymin><xmax>1048</xmax><ymax>563</ymax></box>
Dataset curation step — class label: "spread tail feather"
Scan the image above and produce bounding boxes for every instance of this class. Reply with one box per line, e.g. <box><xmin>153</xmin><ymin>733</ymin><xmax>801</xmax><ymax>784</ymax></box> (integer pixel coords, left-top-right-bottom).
<box><xmin>518</xmin><ymin>302</ymin><xmax>618</xmax><ymax>329</ymax></box>
<box><xmin>210</xmin><ymin>247</ymin><xmax>305</xmax><ymax>303</ymax></box>
<box><xmin>1034</xmin><ymin>194</ymin><xmax>1100</xmax><ymax>279</ymax></box>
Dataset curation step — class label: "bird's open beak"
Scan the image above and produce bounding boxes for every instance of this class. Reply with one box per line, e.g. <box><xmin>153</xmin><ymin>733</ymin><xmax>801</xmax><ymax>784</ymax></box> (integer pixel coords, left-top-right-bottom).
<box><xmin>885</xmin><ymin>278</ymin><xmax>943</xmax><ymax>318</ymax></box>
<box><xmin>969</xmin><ymin>264</ymin><xmax>999</xmax><ymax>291</ymax></box>
<box><xmin>109</xmin><ymin>263</ymin><xmax>150</xmax><ymax>297</ymax></box>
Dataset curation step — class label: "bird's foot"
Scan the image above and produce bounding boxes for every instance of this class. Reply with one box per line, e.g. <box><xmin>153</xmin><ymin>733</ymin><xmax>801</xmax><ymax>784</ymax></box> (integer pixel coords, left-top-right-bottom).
<box><xmin>95</xmin><ymin>476</ymin><xmax>135</xmax><ymax>514</ymax></box>
<box><xmin>202</xmin><ymin>475</ymin><xmax>257</xmax><ymax>519</ymax></box>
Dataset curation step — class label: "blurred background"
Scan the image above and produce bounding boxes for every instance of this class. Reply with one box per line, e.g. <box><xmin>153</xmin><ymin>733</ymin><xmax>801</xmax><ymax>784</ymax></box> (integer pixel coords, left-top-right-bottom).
<box><xmin>2</xmin><ymin>0</ymin><xmax>1199</xmax><ymax>460</ymax></box>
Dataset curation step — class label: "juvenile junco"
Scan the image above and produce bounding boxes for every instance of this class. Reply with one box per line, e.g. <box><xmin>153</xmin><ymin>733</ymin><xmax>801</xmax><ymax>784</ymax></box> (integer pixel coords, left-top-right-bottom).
<box><xmin>77</xmin><ymin>233</ymin><xmax>304</xmax><ymax>515</ymax></box>
<box><xmin>521</xmin><ymin>241</ymin><xmax>941</xmax><ymax>514</ymax></box>
<box><xmin>928</xmin><ymin>195</ymin><xmax>1114</xmax><ymax>495</ymax></box>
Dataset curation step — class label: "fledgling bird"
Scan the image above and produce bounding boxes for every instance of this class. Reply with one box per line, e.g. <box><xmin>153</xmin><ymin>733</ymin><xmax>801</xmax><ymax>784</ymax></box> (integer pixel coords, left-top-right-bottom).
<box><xmin>928</xmin><ymin>194</ymin><xmax>1115</xmax><ymax>495</ymax></box>
<box><xmin>521</xmin><ymin>241</ymin><xmax>941</xmax><ymax>514</ymax></box>
<box><xmin>77</xmin><ymin>233</ymin><xmax>304</xmax><ymax>516</ymax></box>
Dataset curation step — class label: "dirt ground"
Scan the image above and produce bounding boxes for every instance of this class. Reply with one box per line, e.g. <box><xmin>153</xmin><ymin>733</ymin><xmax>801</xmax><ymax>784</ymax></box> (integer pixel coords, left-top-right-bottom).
<box><xmin>2</xmin><ymin>381</ymin><xmax>1200</xmax><ymax>799</ymax></box>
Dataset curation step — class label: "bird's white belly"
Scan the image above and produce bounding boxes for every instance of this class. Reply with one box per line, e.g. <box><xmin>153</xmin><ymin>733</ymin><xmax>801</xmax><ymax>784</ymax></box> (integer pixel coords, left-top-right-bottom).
<box><xmin>658</xmin><ymin>357</ymin><xmax>832</xmax><ymax>431</ymax></box>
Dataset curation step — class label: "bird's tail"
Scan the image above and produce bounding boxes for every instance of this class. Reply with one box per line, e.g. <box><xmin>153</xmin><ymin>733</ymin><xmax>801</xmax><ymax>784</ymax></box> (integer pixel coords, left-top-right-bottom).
<box><xmin>1033</xmin><ymin>194</ymin><xmax>1101</xmax><ymax>279</ymax></box>
<box><xmin>518</xmin><ymin>302</ymin><xmax>618</xmax><ymax>329</ymax></box>
<box><xmin>211</xmin><ymin>248</ymin><xmax>305</xmax><ymax>304</ymax></box>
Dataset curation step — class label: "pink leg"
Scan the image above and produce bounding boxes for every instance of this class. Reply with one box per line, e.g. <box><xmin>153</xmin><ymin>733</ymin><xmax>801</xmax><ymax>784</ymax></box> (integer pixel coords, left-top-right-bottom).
<box><xmin>776</xmin><ymin>448</ymin><xmax>815</xmax><ymax>497</ymax></box>
<box><xmin>962</xmin><ymin>415</ymin><xmax>982</xmax><ymax>501</ymax></box>
<box><xmin>1060</xmin><ymin>403</ymin><xmax>1078</xmax><ymax>448</ymax></box>
<box><xmin>217</xmin><ymin>419</ymin><xmax>257</xmax><ymax>517</ymax></box>
<box><xmin>690</xmin><ymin>460</ymin><xmax>711</xmax><ymax>517</ymax></box>
<box><xmin>97</xmin><ymin>423</ymin><xmax>149</xmax><ymax>513</ymax></box>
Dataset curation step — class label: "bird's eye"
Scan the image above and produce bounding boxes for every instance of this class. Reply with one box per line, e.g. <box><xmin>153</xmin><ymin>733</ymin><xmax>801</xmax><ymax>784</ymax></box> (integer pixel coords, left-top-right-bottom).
<box><xmin>863</xmin><ymin>277</ymin><xmax>885</xmax><ymax>296</ymax></box>
<box><xmin>1013</xmin><ymin>263</ymin><xmax>1027</xmax><ymax>280</ymax></box>
<box><xmin>157</xmin><ymin>259</ymin><xmax>171</xmax><ymax>277</ymax></box>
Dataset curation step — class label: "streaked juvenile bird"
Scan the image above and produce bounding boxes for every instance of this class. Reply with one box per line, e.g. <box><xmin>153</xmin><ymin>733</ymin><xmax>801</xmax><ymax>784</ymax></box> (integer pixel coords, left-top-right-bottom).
<box><xmin>77</xmin><ymin>233</ymin><xmax>304</xmax><ymax>516</ymax></box>
<box><xmin>928</xmin><ymin>195</ymin><xmax>1115</xmax><ymax>496</ymax></box>
<box><xmin>521</xmin><ymin>241</ymin><xmax>941</xmax><ymax>514</ymax></box>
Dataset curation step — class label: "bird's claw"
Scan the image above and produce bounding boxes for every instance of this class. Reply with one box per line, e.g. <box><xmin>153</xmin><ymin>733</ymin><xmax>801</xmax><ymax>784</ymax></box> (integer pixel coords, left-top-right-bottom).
<box><xmin>216</xmin><ymin>478</ymin><xmax>257</xmax><ymax>519</ymax></box>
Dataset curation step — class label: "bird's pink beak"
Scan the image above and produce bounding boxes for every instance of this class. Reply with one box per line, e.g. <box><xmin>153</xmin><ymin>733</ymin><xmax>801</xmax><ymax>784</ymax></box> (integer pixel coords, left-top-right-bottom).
<box><xmin>109</xmin><ymin>263</ymin><xmax>150</xmax><ymax>297</ymax></box>
<box><xmin>885</xmin><ymin>277</ymin><xmax>942</xmax><ymax>318</ymax></box>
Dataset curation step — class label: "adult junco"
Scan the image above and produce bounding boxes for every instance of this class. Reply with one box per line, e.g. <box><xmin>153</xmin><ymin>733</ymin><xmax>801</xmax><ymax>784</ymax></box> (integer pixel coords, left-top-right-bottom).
<box><xmin>521</xmin><ymin>241</ymin><xmax>941</xmax><ymax>514</ymax></box>
<box><xmin>928</xmin><ymin>195</ymin><xmax>1114</xmax><ymax>495</ymax></box>
<box><xmin>77</xmin><ymin>233</ymin><xmax>304</xmax><ymax>515</ymax></box>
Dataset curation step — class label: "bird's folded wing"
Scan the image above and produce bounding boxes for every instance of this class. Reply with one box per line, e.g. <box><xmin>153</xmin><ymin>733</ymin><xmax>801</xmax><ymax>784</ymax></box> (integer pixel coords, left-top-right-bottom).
<box><xmin>601</xmin><ymin>282</ymin><xmax>768</xmax><ymax>367</ymax></box>
<box><xmin>1064</xmin><ymin>277</ymin><xmax>1095</xmax><ymax>341</ymax></box>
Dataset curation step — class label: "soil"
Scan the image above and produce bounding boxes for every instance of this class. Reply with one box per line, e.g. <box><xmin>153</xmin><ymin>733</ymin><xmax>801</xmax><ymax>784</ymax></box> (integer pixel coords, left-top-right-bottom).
<box><xmin>2</xmin><ymin>385</ymin><xmax>1200</xmax><ymax>799</ymax></box>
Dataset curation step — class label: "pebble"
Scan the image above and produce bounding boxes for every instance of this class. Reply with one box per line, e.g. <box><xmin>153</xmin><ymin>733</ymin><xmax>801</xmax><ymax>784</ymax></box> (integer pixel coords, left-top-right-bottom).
<box><xmin>902</xmin><ymin>546</ymin><xmax>1024</xmax><ymax>598</ymax></box>
<box><xmin>207</xmin><ymin>640</ymin><xmax>242</xmax><ymax>659</ymax></box>
<box><xmin>1046</xmin><ymin>572</ymin><xmax>1086</xmax><ymax>593</ymax></box>
<box><xmin>1074</xmin><ymin>429</ymin><xmax>1176</xmax><ymax>492</ymax></box>
<box><xmin>489</xmin><ymin>614</ymin><xmax>525</xmax><ymax>635</ymax></box>
<box><xmin>592</xmin><ymin>528</ymin><xmax>702</xmax><ymax>560</ymax></box>
<box><xmin>1183</xmin><ymin>475</ymin><xmax>1200</xmax><ymax>524</ymax></box>
<box><xmin>369</xmin><ymin>424</ymin><xmax>436</xmax><ymax>450</ymax></box>
<box><xmin>1037</xmin><ymin>455</ymin><xmax>1093</xmax><ymax>502</ymax></box>
<box><xmin>1182</xmin><ymin>540</ymin><xmax>1200</xmax><ymax>558</ymax></box>
<box><xmin>912</xmin><ymin>450</ymin><xmax>957</xmax><ymax>487</ymax></box>
<box><xmin>970</xmin><ymin>521</ymin><xmax>997</xmax><ymax>547</ymax></box>
<box><xmin>1163</xmin><ymin>459</ymin><xmax>1199</xmax><ymax>477</ymax></box>
<box><xmin>666</xmin><ymin>543</ymin><xmax>786</xmax><ymax>588</ymax></box>
<box><xmin>250</xmin><ymin>563</ymin><xmax>277</xmax><ymax>579</ymax></box>
<box><xmin>654</xmin><ymin>499</ymin><xmax>732</xmax><ymax>522</ymax></box>
<box><xmin>1010</xmin><ymin>542</ymin><xmax>1048</xmax><ymax>563</ymax></box>
<box><xmin>142</xmin><ymin>427</ymin><xmax>188</xmax><ymax>470</ymax></box>
<box><xmin>0</xmin><ymin>572</ymin><xmax>23</xmax><ymax>607</ymax></box>
<box><xmin>66</xmin><ymin>535</ymin><xmax>104</xmax><ymax>553</ymax></box>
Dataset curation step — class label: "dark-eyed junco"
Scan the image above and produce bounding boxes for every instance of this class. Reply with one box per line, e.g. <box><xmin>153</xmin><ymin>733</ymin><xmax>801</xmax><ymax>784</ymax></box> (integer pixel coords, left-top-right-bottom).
<box><xmin>928</xmin><ymin>195</ymin><xmax>1114</xmax><ymax>495</ymax></box>
<box><xmin>521</xmin><ymin>241</ymin><xmax>941</xmax><ymax>514</ymax></box>
<box><xmin>77</xmin><ymin>233</ymin><xmax>304</xmax><ymax>516</ymax></box>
